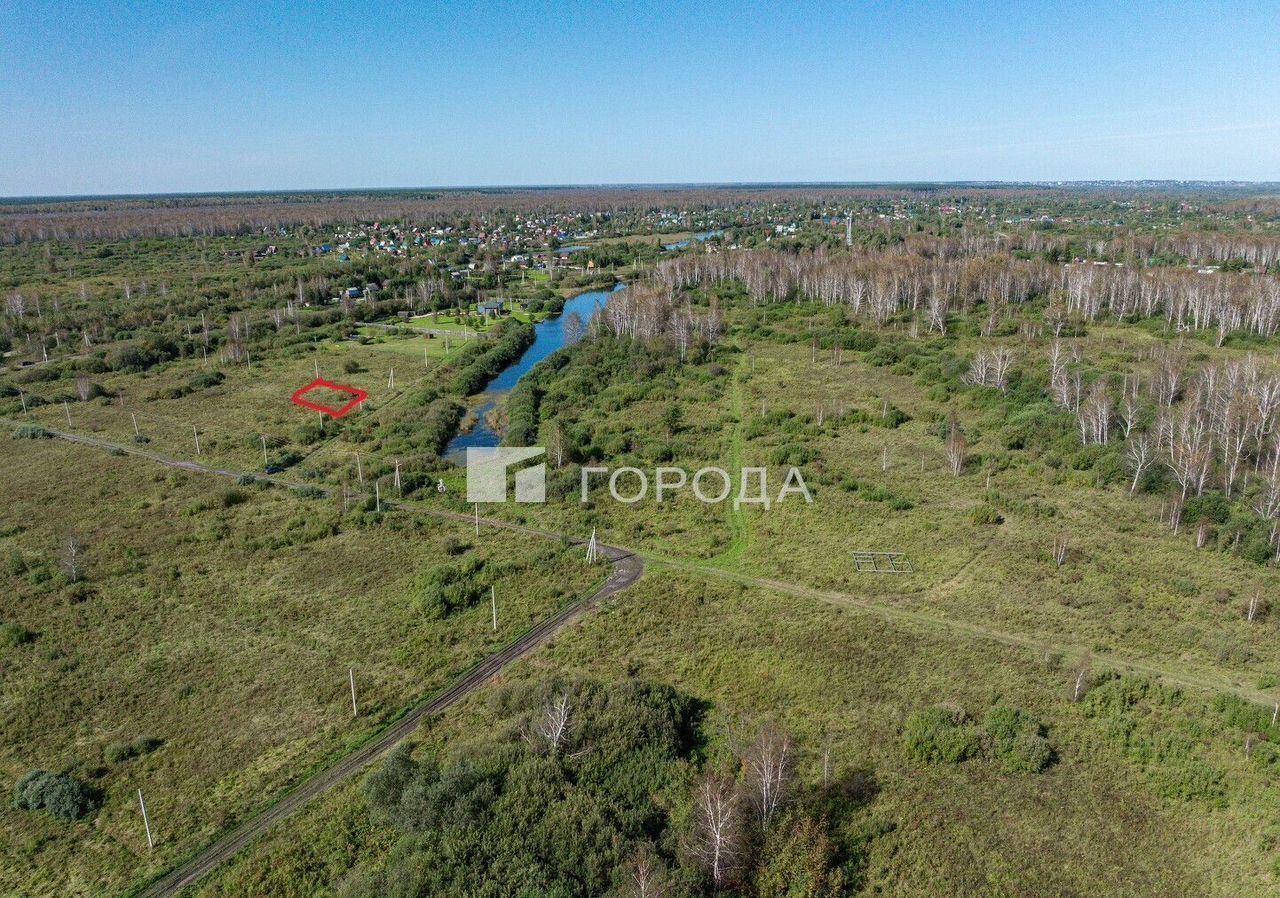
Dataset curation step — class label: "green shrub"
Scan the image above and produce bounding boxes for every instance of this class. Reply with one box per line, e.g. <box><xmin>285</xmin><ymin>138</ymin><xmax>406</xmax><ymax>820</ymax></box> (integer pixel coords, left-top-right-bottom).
<box><xmin>1183</xmin><ymin>492</ymin><xmax>1232</xmax><ymax>525</ymax></box>
<box><xmin>982</xmin><ymin>706</ymin><xmax>1054</xmax><ymax>773</ymax></box>
<box><xmin>769</xmin><ymin>444</ymin><xmax>817</xmax><ymax>467</ymax></box>
<box><xmin>903</xmin><ymin>707</ymin><xmax>980</xmax><ymax>765</ymax></box>
<box><xmin>970</xmin><ymin>504</ymin><xmax>1003</xmax><ymax>525</ymax></box>
<box><xmin>106</xmin><ymin>736</ymin><xmax>164</xmax><ymax>765</ymax></box>
<box><xmin>0</xmin><ymin>621</ymin><xmax>37</xmax><ymax>646</ymax></box>
<box><xmin>12</xmin><ymin>770</ymin><xmax>100</xmax><ymax>821</ymax></box>
<box><xmin>416</xmin><ymin>558</ymin><xmax>487</xmax><ymax>619</ymax></box>
<box><xmin>219</xmin><ymin>488</ymin><xmax>249</xmax><ymax>508</ymax></box>
<box><xmin>1080</xmin><ymin>674</ymin><xmax>1227</xmax><ymax>803</ymax></box>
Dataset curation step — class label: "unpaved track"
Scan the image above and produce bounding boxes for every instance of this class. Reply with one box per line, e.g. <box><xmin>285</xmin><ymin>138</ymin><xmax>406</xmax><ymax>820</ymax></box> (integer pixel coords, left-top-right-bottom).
<box><xmin>134</xmin><ymin>545</ymin><xmax>638</xmax><ymax>898</ymax></box>
<box><xmin>10</xmin><ymin>422</ymin><xmax>1276</xmax><ymax>892</ymax></box>
<box><xmin>2</xmin><ymin>423</ymin><xmax>640</xmax><ymax>897</ymax></box>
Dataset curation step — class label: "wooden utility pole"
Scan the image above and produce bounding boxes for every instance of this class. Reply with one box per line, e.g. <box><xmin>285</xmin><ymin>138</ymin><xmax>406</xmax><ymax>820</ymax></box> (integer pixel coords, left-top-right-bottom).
<box><xmin>314</xmin><ymin>358</ymin><xmax>320</xmax><ymax>378</ymax></box>
<box><xmin>349</xmin><ymin>668</ymin><xmax>358</xmax><ymax>717</ymax></box>
<box><xmin>63</xmin><ymin>401</ymin><xmax>71</xmax><ymax>426</ymax></box>
<box><xmin>388</xmin><ymin>367</ymin><xmax>395</xmax><ymax>389</ymax></box>
<box><xmin>137</xmin><ymin>789</ymin><xmax>154</xmax><ymax>850</ymax></box>
<box><xmin>490</xmin><ymin>585</ymin><xmax>497</xmax><ymax>631</ymax></box>
<box><xmin>18</xmin><ymin>390</ymin><xmax>26</xmax><ymax>413</ymax></box>
<box><xmin>375</xmin><ymin>481</ymin><xmax>381</xmax><ymax>513</ymax></box>
<box><xmin>474</xmin><ymin>503</ymin><xmax>479</xmax><ymax>536</ymax></box>
<box><xmin>192</xmin><ymin>426</ymin><xmax>201</xmax><ymax>455</ymax></box>
<box><xmin>131</xmin><ymin>413</ymin><xmax>140</xmax><ymax>437</ymax></box>
<box><xmin>261</xmin><ymin>435</ymin><xmax>268</xmax><ymax>465</ymax></box>
<box><xmin>356</xmin><ymin>453</ymin><xmax>363</xmax><ymax>485</ymax></box>
<box><xmin>394</xmin><ymin>459</ymin><xmax>401</xmax><ymax>493</ymax></box>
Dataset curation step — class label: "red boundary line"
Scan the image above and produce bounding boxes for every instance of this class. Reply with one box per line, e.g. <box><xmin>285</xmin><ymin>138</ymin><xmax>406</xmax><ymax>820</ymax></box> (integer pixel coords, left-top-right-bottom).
<box><xmin>290</xmin><ymin>378</ymin><xmax>369</xmax><ymax>419</ymax></box>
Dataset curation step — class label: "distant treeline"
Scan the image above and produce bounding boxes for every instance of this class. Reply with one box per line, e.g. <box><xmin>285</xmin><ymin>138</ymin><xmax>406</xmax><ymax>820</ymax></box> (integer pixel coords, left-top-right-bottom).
<box><xmin>8</xmin><ymin>184</ymin><xmax>1278</xmax><ymax>243</ymax></box>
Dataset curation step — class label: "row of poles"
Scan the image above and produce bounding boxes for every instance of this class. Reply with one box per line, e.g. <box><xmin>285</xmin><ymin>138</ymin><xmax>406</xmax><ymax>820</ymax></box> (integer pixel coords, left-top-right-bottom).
<box><xmin>131</xmin><ymin>515</ymin><xmax>604</xmax><ymax>852</ymax></box>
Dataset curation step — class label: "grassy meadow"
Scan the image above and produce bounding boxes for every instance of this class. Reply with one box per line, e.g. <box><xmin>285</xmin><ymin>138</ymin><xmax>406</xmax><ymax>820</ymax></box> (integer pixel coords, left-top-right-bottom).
<box><xmin>0</xmin><ymin>438</ymin><xmax>599</xmax><ymax>897</ymax></box>
<box><xmin>186</xmin><ymin>565</ymin><xmax>1280</xmax><ymax>897</ymax></box>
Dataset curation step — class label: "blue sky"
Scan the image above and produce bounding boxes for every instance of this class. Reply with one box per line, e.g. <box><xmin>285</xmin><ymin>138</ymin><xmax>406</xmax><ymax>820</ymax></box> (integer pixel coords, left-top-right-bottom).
<box><xmin>2</xmin><ymin>0</ymin><xmax>1278</xmax><ymax>196</ymax></box>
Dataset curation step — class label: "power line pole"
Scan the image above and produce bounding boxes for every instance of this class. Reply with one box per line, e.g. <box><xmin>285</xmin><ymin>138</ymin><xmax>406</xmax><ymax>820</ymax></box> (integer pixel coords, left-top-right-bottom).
<box><xmin>394</xmin><ymin>459</ymin><xmax>401</xmax><ymax>493</ymax></box>
<box><xmin>490</xmin><ymin>585</ymin><xmax>497</xmax><ymax>631</ymax></box>
<box><xmin>474</xmin><ymin>503</ymin><xmax>480</xmax><ymax>536</ymax></box>
<box><xmin>261</xmin><ymin>434</ymin><xmax>268</xmax><ymax>465</ymax></box>
<box><xmin>63</xmin><ymin>401</ymin><xmax>71</xmax><ymax>427</ymax></box>
<box><xmin>586</xmin><ymin>527</ymin><xmax>599</xmax><ymax>564</ymax></box>
<box><xmin>348</xmin><ymin>668</ymin><xmax>358</xmax><ymax>717</ymax></box>
<box><xmin>137</xmin><ymin>789</ymin><xmax>154</xmax><ymax>850</ymax></box>
<box><xmin>192</xmin><ymin>426</ymin><xmax>201</xmax><ymax>455</ymax></box>
<box><xmin>131</xmin><ymin>413</ymin><xmax>140</xmax><ymax>437</ymax></box>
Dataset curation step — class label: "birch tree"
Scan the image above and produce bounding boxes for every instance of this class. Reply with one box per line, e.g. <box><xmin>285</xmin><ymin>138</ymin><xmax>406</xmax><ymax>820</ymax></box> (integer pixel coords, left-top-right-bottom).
<box><xmin>531</xmin><ymin>692</ymin><xmax>571</xmax><ymax>755</ymax></box>
<box><xmin>1126</xmin><ymin>432</ymin><xmax>1154</xmax><ymax>495</ymax></box>
<box><xmin>688</xmin><ymin>772</ymin><xmax>742</xmax><ymax>890</ymax></box>
<box><xmin>742</xmin><ymin>721</ymin><xmax>793</xmax><ymax>829</ymax></box>
<box><xmin>61</xmin><ymin>536</ymin><xmax>84</xmax><ymax>583</ymax></box>
<box><xmin>945</xmin><ymin>413</ymin><xmax>967</xmax><ymax>477</ymax></box>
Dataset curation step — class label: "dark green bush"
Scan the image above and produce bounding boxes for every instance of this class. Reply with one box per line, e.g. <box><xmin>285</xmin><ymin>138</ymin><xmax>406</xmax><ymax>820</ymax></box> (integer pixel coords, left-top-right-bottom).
<box><xmin>219</xmin><ymin>488</ymin><xmax>249</xmax><ymax>508</ymax></box>
<box><xmin>12</xmin><ymin>770</ymin><xmax>101</xmax><ymax>821</ymax></box>
<box><xmin>105</xmin><ymin>736</ymin><xmax>163</xmax><ymax>765</ymax></box>
<box><xmin>1183</xmin><ymin>492</ymin><xmax>1232</xmax><ymax>525</ymax></box>
<box><xmin>0</xmin><ymin>621</ymin><xmax>37</xmax><ymax>646</ymax></box>
<box><xmin>970</xmin><ymin>504</ymin><xmax>1003</xmax><ymax>525</ymax></box>
<box><xmin>416</xmin><ymin>558</ymin><xmax>487</xmax><ymax>619</ymax></box>
<box><xmin>903</xmin><ymin>707</ymin><xmax>981</xmax><ymax>765</ymax></box>
<box><xmin>982</xmin><ymin>706</ymin><xmax>1054</xmax><ymax>773</ymax></box>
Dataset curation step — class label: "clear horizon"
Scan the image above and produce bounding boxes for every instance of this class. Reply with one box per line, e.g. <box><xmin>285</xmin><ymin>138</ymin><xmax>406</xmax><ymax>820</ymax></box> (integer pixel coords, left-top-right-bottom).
<box><xmin>3</xmin><ymin>0</ymin><xmax>1279</xmax><ymax>196</ymax></box>
<box><xmin>7</xmin><ymin>179</ymin><xmax>1280</xmax><ymax>204</ymax></box>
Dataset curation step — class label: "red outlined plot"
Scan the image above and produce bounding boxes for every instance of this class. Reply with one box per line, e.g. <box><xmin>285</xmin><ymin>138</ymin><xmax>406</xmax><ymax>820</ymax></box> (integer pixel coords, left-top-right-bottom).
<box><xmin>290</xmin><ymin>379</ymin><xmax>368</xmax><ymax>419</ymax></box>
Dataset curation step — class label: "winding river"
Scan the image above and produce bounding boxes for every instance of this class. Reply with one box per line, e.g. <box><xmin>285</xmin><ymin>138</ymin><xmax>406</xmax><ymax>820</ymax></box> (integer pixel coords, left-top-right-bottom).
<box><xmin>444</xmin><ymin>282</ymin><xmax>624</xmax><ymax>461</ymax></box>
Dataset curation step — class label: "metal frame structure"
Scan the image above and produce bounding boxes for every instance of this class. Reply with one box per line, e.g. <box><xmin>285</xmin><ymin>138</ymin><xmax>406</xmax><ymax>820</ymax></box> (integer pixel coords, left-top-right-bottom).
<box><xmin>851</xmin><ymin>551</ymin><xmax>914</xmax><ymax>573</ymax></box>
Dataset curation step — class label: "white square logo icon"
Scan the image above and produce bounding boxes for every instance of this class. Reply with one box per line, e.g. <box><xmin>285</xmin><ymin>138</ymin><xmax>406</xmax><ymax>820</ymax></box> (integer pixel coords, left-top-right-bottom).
<box><xmin>466</xmin><ymin>447</ymin><xmax>546</xmax><ymax>503</ymax></box>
